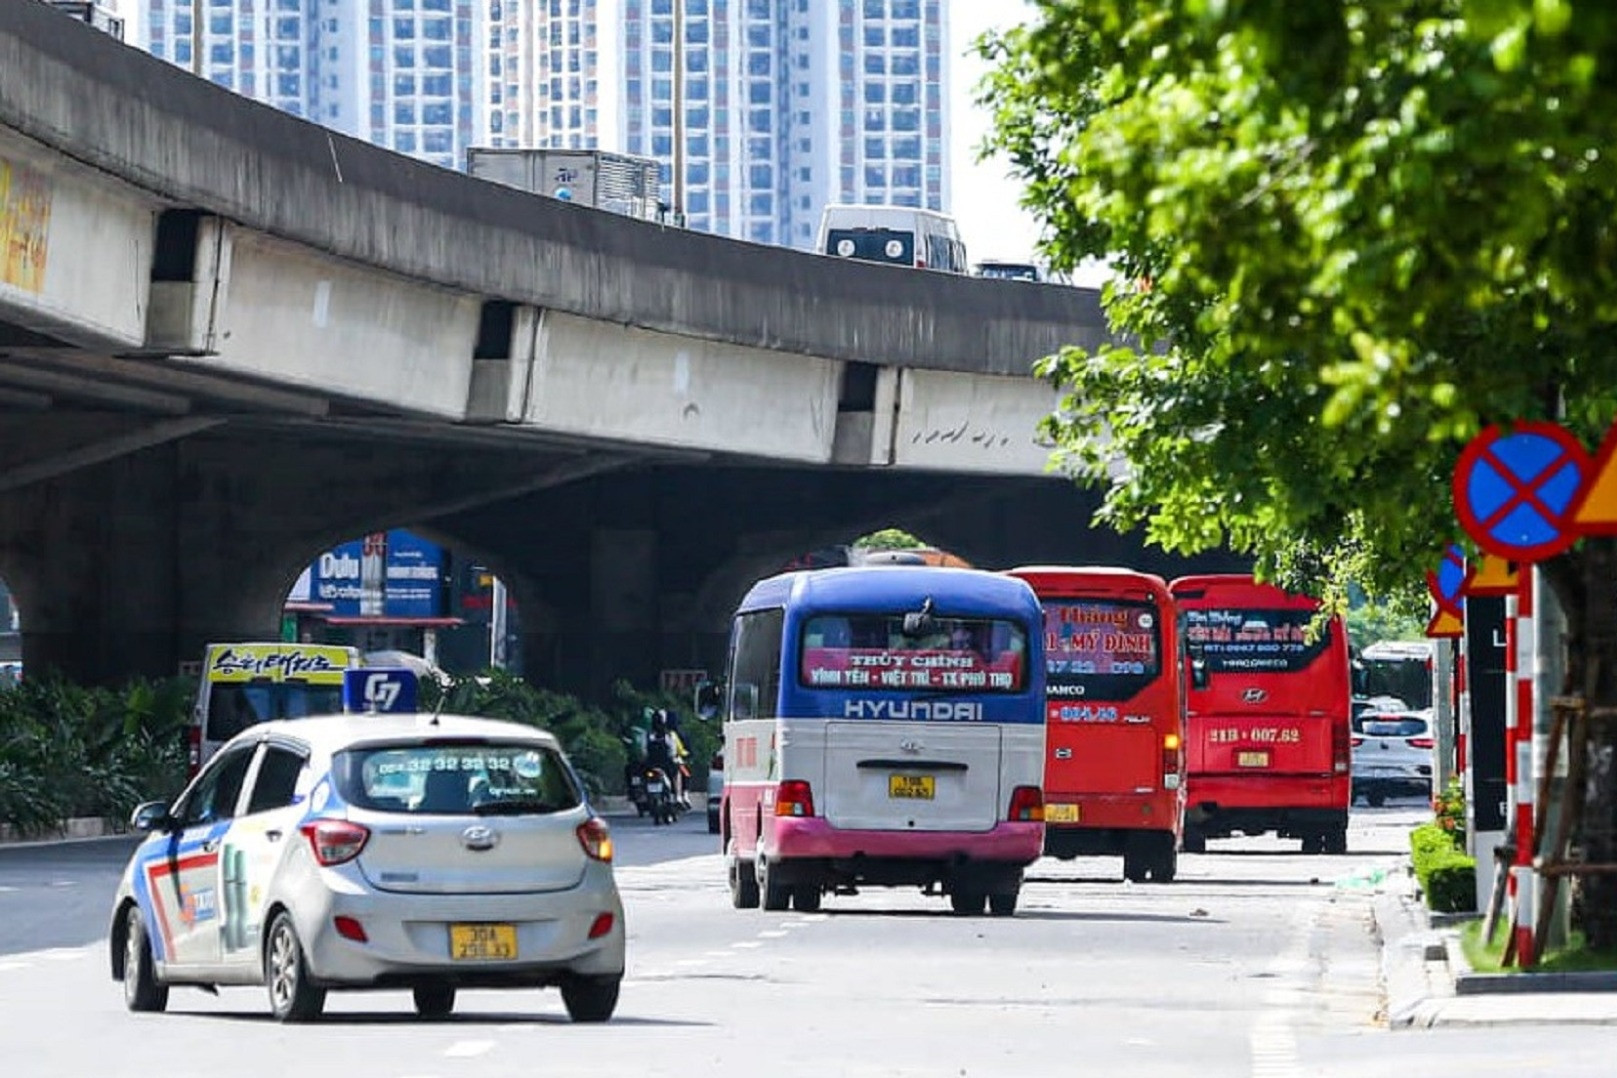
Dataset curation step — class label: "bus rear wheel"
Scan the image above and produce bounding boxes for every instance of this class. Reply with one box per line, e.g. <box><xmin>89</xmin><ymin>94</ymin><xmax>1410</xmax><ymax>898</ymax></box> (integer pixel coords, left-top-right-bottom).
<box><xmin>729</xmin><ymin>851</ymin><xmax>760</xmax><ymax>909</ymax></box>
<box><xmin>988</xmin><ymin>889</ymin><xmax>1019</xmax><ymax>916</ymax></box>
<box><xmin>1181</xmin><ymin>826</ymin><xmax>1207</xmax><ymax>855</ymax></box>
<box><xmin>758</xmin><ymin>858</ymin><xmax>791</xmax><ymax>911</ymax></box>
<box><xmin>950</xmin><ymin>889</ymin><xmax>987</xmax><ymax>915</ymax></box>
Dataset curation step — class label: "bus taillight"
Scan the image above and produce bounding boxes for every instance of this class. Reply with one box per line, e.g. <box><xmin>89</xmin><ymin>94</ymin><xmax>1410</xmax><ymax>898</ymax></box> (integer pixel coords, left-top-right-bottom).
<box><xmin>775</xmin><ymin>780</ymin><xmax>816</xmax><ymax>818</ymax></box>
<box><xmin>1331</xmin><ymin>720</ymin><xmax>1352</xmax><ymax>775</ymax></box>
<box><xmin>1007</xmin><ymin>785</ymin><xmax>1044</xmax><ymax>823</ymax></box>
<box><xmin>1162</xmin><ymin>732</ymin><xmax>1183</xmax><ymax>789</ymax></box>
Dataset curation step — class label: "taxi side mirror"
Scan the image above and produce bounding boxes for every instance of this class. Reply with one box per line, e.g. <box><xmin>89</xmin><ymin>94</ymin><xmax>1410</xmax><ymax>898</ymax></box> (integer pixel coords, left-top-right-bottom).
<box><xmin>1190</xmin><ymin>659</ymin><xmax>1209</xmax><ymax>691</ymax></box>
<box><xmin>130</xmin><ymin>800</ymin><xmax>177</xmax><ymax>834</ymax></box>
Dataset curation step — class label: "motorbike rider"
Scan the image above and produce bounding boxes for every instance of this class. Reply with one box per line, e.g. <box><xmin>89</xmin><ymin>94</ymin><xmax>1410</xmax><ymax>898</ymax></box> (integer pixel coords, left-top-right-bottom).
<box><xmin>644</xmin><ymin>709</ymin><xmax>690</xmax><ymax>810</ymax></box>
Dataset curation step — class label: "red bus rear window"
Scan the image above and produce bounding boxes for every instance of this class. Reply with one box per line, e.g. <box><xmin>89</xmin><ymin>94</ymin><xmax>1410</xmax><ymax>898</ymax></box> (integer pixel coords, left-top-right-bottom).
<box><xmin>1182</xmin><ymin>607</ymin><xmax>1331</xmax><ymax>674</ymax></box>
<box><xmin>1043</xmin><ymin>599</ymin><xmax>1160</xmax><ymax>700</ymax></box>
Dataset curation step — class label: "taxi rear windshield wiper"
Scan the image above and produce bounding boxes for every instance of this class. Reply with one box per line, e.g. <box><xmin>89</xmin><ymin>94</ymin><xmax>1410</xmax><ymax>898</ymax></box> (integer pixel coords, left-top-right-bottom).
<box><xmin>472</xmin><ymin>797</ymin><xmax>569</xmax><ymax>816</ymax></box>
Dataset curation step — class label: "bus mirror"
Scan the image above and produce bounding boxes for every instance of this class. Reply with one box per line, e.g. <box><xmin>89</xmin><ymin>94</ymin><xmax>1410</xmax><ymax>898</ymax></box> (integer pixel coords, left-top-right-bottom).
<box><xmin>902</xmin><ymin>598</ymin><xmax>937</xmax><ymax>638</ymax></box>
<box><xmin>694</xmin><ymin>680</ymin><xmax>722</xmax><ymax>721</ymax></box>
<box><xmin>1190</xmin><ymin>658</ymin><xmax>1209</xmax><ymax>690</ymax></box>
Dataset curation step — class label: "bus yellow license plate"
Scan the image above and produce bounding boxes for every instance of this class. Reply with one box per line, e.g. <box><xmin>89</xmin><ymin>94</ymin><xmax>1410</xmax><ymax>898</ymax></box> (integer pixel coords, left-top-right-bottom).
<box><xmin>1236</xmin><ymin>751</ymin><xmax>1270</xmax><ymax>768</ymax></box>
<box><xmin>1045</xmin><ymin>803</ymin><xmax>1080</xmax><ymax>823</ymax></box>
<box><xmin>450</xmin><ymin>923</ymin><xmax>517</xmax><ymax>961</ymax></box>
<box><xmin>889</xmin><ymin>774</ymin><xmax>935</xmax><ymax>799</ymax></box>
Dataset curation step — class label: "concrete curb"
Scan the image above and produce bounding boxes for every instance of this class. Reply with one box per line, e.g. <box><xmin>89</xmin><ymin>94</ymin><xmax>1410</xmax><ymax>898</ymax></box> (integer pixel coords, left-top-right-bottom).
<box><xmin>0</xmin><ymin>816</ymin><xmax>123</xmax><ymax>846</ymax></box>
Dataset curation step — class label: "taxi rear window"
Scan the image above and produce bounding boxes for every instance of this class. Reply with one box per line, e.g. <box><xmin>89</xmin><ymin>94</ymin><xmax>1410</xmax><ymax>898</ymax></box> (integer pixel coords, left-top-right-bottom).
<box><xmin>1362</xmin><ymin>718</ymin><xmax>1427</xmax><ymax>738</ymax></box>
<box><xmin>333</xmin><ymin>741</ymin><xmax>583</xmax><ymax>815</ymax></box>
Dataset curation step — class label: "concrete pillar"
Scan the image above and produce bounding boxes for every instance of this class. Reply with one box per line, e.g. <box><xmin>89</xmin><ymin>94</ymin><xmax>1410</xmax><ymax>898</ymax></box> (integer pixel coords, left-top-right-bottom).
<box><xmin>590</xmin><ymin>528</ymin><xmax>659</xmax><ymax>698</ymax></box>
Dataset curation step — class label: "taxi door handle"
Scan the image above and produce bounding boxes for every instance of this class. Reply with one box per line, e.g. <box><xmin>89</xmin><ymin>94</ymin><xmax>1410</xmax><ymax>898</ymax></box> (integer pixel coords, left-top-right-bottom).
<box><xmin>200</xmin><ymin>839</ymin><xmax>220</xmax><ymax>854</ymax></box>
<box><xmin>265</xmin><ymin>829</ymin><xmax>283</xmax><ymax>842</ymax></box>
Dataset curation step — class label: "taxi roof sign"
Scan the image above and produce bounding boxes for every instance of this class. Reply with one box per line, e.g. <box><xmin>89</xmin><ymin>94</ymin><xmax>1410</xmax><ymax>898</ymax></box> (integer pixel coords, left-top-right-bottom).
<box><xmin>343</xmin><ymin>668</ymin><xmax>419</xmax><ymax>714</ymax></box>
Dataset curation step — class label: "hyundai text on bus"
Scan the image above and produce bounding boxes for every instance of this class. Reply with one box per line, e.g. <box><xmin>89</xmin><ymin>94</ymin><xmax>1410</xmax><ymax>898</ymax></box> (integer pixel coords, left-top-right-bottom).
<box><xmin>1006</xmin><ymin>566</ymin><xmax>1186</xmax><ymax>882</ymax></box>
<box><xmin>1169</xmin><ymin>574</ymin><xmax>1352</xmax><ymax>855</ymax></box>
<box><xmin>713</xmin><ymin>566</ymin><xmax>1046</xmax><ymax>915</ymax></box>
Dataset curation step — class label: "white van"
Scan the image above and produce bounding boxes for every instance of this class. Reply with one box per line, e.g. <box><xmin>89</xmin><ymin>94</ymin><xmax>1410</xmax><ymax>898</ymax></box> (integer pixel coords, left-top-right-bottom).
<box><xmin>188</xmin><ymin>642</ymin><xmax>360</xmax><ymax>773</ymax></box>
<box><xmin>816</xmin><ymin>204</ymin><xmax>968</xmax><ymax>274</ymax></box>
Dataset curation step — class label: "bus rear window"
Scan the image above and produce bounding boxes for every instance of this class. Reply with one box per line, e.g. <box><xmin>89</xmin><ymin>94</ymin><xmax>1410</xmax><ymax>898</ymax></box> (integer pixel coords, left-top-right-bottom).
<box><xmin>1182</xmin><ymin>607</ymin><xmax>1331</xmax><ymax>674</ymax></box>
<box><xmin>1044</xmin><ymin>599</ymin><xmax>1160</xmax><ymax>700</ymax></box>
<box><xmin>798</xmin><ymin>614</ymin><xmax>1027</xmax><ymax>693</ymax></box>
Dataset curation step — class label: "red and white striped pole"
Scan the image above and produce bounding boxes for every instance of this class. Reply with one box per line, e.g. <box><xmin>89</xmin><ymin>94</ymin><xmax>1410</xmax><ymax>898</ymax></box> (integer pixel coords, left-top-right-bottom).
<box><xmin>1511</xmin><ymin>572</ymin><xmax>1537</xmax><ymax>966</ymax></box>
<box><xmin>1503</xmin><ymin>591</ymin><xmax>1519</xmax><ymax>918</ymax></box>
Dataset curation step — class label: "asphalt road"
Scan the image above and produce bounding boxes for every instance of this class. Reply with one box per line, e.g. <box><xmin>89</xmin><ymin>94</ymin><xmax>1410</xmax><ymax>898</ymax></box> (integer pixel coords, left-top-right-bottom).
<box><xmin>1</xmin><ymin>801</ymin><xmax>1612</xmax><ymax>1077</ymax></box>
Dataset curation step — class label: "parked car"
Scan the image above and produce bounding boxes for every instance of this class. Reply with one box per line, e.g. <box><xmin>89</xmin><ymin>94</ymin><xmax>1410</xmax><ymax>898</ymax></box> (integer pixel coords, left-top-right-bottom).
<box><xmin>1351</xmin><ymin>710</ymin><xmax>1435</xmax><ymax>806</ymax></box>
<box><xmin>707</xmin><ymin>752</ymin><xmax>723</xmax><ymax>835</ymax></box>
<box><xmin>110</xmin><ymin>711</ymin><xmax>625</xmax><ymax>1023</ymax></box>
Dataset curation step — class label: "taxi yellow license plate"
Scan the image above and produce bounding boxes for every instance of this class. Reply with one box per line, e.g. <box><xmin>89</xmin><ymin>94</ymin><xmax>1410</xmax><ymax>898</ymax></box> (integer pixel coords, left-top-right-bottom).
<box><xmin>450</xmin><ymin>923</ymin><xmax>517</xmax><ymax>961</ymax></box>
<box><xmin>889</xmin><ymin>774</ymin><xmax>935</xmax><ymax>799</ymax></box>
<box><xmin>1236</xmin><ymin>750</ymin><xmax>1270</xmax><ymax>768</ymax></box>
<box><xmin>1045</xmin><ymin>803</ymin><xmax>1080</xmax><ymax>824</ymax></box>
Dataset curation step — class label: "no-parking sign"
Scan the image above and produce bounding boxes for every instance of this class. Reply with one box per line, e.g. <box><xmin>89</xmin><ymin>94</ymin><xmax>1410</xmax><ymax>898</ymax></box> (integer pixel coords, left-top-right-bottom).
<box><xmin>1452</xmin><ymin>422</ymin><xmax>1590</xmax><ymax>562</ymax></box>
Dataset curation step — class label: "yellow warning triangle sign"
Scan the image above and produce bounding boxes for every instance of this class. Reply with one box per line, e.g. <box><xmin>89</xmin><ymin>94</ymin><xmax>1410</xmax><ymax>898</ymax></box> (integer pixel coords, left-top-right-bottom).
<box><xmin>1426</xmin><ymin>608</ymin><xmax>1464</xmax><ymax>638</ymax></box>
<box><xmin>1465</xmin><ymin>555</ymin><xmax>1519</xmax><ymax>596</ymax></box>
<box><xmin>1572</xmin><ymin>421</ymin><xmax>1617</xmax><ymax>534</ymax></box>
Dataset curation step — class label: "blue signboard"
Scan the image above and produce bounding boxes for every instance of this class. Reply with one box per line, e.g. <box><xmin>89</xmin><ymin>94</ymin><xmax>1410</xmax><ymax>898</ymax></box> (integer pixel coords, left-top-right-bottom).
<box><xmin>310</xmin><ymin>530</ymin><xmax>447</xmax><ymax>619</ymax></box>
<box><xmin>342</xmin><ymin>668</ymin><xmax>419</xmax><ymax>713</ymax></box>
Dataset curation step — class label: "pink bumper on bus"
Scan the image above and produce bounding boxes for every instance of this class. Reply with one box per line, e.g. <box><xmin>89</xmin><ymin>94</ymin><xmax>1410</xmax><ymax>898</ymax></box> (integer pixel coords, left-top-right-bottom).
<box><xmin>770</xmin><ymin>817</ymin><xmax>1044</xmax><ymax>866</ymax></box>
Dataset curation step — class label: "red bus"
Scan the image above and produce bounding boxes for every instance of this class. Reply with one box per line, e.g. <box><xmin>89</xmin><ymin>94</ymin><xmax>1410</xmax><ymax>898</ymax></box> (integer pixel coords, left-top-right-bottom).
<box><xmin>1169</xmin><ymin>574</ymin><xmax>1352</xmax><ymax>855</ymax></box>
<box><xmin>1006</xmin><ymin>566</ymin><xmax>1185</xmax><ymax>882</ymax></box>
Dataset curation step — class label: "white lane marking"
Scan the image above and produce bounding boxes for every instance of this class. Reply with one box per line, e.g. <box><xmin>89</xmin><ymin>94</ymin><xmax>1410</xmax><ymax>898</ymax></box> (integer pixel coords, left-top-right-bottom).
<box><xmin>757</xmin><ymin>930</ymin><xmax>788</xmax><ymax>939</ymax></box>
<box><xmin>732</xmin><ymin>941</ymin><xmax>761</xmax><ymax>949</ymax></box>
<box><xmin>0</xmin><ymin>886</ymin><xmax>18</xmax><ymax>893</ymax></box>
<box><xmin>0</xmin><ymin>961</ymin><xmax>29</xmax><ymax>972</ymax></box>
<box><xmin>443</xmin><ymin>1041</ymin><xmax>494</xmax><ymax>1059</ymax></box>
<box><xmin>1247</xmin><ymin>903</ymin><xmax>1313</xmax><ymax>1078</ymax></box>
<box><xmin>704</xmin><ymin>950</ymin><xmax>732</xmax><ymax>958</ymax></box>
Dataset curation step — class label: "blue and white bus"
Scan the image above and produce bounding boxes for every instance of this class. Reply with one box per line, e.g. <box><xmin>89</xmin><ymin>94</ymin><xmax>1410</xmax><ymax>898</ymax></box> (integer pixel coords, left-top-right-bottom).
<box><xmin>711</xmin><ymin>566</ymin><xmax>1046</xmax><ymax>915</ymax></box>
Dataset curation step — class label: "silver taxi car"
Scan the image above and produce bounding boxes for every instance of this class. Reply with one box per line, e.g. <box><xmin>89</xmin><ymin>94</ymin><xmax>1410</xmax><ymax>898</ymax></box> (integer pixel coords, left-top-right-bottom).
<box><xmin>109</xmin><ymin>711</ymin><xmax>625</xmax><ymax>1022</ymax></box>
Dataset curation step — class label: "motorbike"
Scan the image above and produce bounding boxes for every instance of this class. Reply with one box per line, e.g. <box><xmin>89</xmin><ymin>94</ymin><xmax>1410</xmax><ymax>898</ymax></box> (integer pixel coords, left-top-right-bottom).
<box><xmin>626</xmin><ymin>765</ymin><xmax>649</xmax><ymax>817</ymax></box>
<box><xmin>642</xmin><ymin>765</ymin><xmax>678</xmax><ymax>825</ymax></box>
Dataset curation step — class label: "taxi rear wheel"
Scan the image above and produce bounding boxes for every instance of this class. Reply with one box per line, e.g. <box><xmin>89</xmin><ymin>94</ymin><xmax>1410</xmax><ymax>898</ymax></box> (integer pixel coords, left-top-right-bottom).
<box><xmin>122</xmin><ymin>906</ymin><xmax>169</xmax><ymax>1013</ymax></box>
<box><xmin>413</xmin><ymin>986</ymin><xmax>456</xmax><ymax>1019</ymax></box>
<box><xmin>561</xmin><ymin>974</ymin><xmax>620</xmax><ymax>1022</ymax></box>
<box><xmin>266</xmin><ymin>912</ymin><xmax>326</xmax><ymax>1022</ymax></box>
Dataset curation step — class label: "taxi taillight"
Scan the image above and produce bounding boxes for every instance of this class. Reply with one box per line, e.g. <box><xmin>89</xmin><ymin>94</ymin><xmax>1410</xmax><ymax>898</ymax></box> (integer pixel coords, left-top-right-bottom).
<box><xmin>577</xmin><ymin>816</ymin><xmax>614</xmax><ymax>862</ymax></box>
<box><xmin>301</xmin><ymin>820</ymin><xmax>370</xmax><ymax>866</ymax></box>
<box><xmin>185</xmin><ymin>726</ymin><xmax>201</xmax><ymax>777</ymax></box>
<box><xmin>775</xmin><ymin>780</ymin><xmax>815</xmax><ymax>817</ymax></box>
<box><xmin>1007</xmin><ymin>785</ymin><xmax>1043</xmax><ymax>823</ymax></box>
<box><xmin>1408</xmin><ymin>736</ymin><xmax>1435</xmax><ymax>750</ymax></box>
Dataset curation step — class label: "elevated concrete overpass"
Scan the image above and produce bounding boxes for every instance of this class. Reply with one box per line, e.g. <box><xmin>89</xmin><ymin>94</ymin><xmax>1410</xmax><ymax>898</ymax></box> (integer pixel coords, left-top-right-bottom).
<box><xmin>0</xmin><ymin>4</ymin><xmax>1241</xmax><ymax>694</ymax></box>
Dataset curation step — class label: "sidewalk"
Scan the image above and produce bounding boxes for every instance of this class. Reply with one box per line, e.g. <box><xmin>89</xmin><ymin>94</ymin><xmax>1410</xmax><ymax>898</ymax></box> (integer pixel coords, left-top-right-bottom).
<box><xmin>1372</xmin><ymin>867</ymin><xmax>1617</xmax><ymax>1027</ymax></box>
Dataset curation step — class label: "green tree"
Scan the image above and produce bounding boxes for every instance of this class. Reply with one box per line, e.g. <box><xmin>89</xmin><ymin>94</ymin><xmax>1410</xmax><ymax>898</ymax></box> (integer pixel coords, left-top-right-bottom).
<box><xmin>853</xmin><ymin>528</ymin><xmax>927</xmax><ymax>551</ymax></box>
<box><xmin>981</xmin><ymin>1</ymin><xmax>1617</xmax><ymax>944</ymax></box>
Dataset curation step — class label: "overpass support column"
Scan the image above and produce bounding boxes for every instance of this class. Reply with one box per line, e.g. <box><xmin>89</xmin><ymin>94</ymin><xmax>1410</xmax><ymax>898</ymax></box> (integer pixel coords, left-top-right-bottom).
<box><xmin>588</xmin><ymin>528</ymin><xmax>660</xmax><ymax>699</ymax></box>
<box><xmin>0</xmin><ymin>444</ymin><xmax>282</xmax><ymax>684</ymax></box>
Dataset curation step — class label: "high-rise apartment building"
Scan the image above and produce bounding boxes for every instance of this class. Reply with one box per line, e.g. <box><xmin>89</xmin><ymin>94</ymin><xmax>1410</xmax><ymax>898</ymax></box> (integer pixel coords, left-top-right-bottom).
<box><xmin>133</xmin><ymin>1</ymin><xmax>603</xmax><ymax>170</ymax></box>
<box><xmin>487</xmin><ymin>0</ymin><xmax>602</xmax><ymax>149</ymax></box>
<box><xmin>621</xmin><ymin>0</ymin><xmax>949</xmax><ymax>249</ymax></box>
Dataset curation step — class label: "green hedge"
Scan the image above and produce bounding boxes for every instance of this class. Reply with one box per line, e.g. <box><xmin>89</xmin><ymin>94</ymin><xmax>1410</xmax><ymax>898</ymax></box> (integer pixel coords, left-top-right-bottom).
<box><xmin>0</xmin><ymin>674</ymin><xmax>192</xmax><ymax>836</ymax></box>
<box><xmin>0</xmin><ymin>668</ymin><xmax>721</xmax><ymax>834</ymax></box>
<box><xmin>1410</xmin><ymin>821</ymin><xmax>1477</xmax><ymax>913</ymax></box>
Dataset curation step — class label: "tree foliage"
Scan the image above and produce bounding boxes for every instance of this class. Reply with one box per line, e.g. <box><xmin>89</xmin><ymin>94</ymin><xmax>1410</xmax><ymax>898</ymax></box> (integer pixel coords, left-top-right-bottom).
<box><xmin>980</xmin><ymin>0</ymin><xmax>1617</xmax><ymax>945</ymax></box>
<box><xmin>979</xmin><ymin>0</ymin><xmax>1617</xmax><ymax>602</ymax></box>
